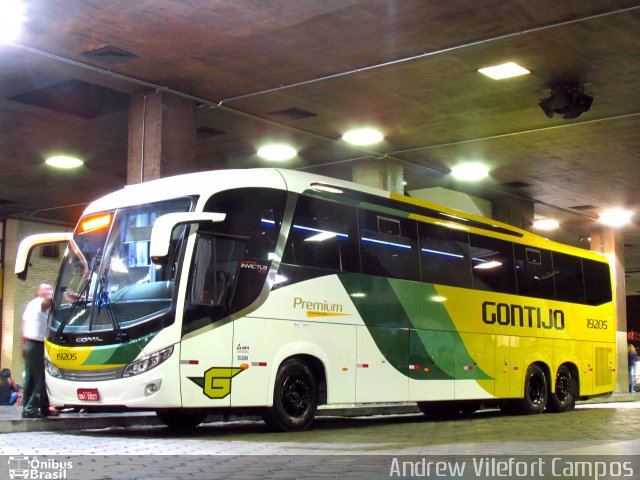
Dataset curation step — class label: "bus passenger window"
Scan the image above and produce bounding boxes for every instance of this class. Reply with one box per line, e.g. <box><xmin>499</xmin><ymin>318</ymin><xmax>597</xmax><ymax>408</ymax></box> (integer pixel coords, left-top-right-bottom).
<box><xmin>469</xmin><ymin>234</ymin><xmax>517</xmax><ymax>294</ymax></box>
<box><xmin>583</xmin><ymin>259</ymin><xmax>612</xmax><ymax>305</ymax></box>
<box><xmin>282</xmin><ymin>196</ymin><xmax>358</xmax><ymax>272</ymax></box>
<box><xmin>514</xmin><ymin>245</ymin><xmax>555</xmax><ymax>300</ymax></box>
<box><xmin>359</xmin><ymin>210</ymin><xmax>419</xmax><ymax>281</ymax></box>
<box><xmin>419</xmin><ymin>222</ymin><xmax>471</xmax><ymax>288</ymax></box>
<box><xmin>552</xmin><ymin>252</ymin><xmax>586</xmax><ymax>304</ymax></box>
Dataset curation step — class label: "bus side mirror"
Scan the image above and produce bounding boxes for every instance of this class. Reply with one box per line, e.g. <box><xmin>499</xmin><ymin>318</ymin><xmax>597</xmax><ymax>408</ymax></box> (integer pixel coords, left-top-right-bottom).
<box><xmin>150</xmin><ymin>212</ymin><xmax>226</xmax><ymax>263</ymax></box>
<box><xmin>15</xmin><ymin>233</ymin><xmax>73</xmax><ymax>281</ymax></box>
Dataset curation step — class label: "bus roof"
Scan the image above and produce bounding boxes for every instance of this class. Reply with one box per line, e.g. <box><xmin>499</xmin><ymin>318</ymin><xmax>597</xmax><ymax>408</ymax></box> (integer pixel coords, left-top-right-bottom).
<box><xmin>83</xmin><ymin>168</ymin><xmax>607</xmax><ymax>263</ymax></box>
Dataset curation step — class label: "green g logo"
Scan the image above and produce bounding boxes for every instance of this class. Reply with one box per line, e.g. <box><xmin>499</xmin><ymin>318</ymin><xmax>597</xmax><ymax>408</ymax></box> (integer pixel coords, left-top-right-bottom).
<box><xmin>203</xmin><ymin>367</ymin><xmax>243</xmax><ymax>399</ymax></box>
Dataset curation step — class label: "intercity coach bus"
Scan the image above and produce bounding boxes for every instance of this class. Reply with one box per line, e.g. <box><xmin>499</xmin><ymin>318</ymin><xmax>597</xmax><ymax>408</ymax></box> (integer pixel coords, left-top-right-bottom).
<box><xmin>15</xmin><ymin>168</ymin><xmax>616</xmax><ymax>431</ymax></box>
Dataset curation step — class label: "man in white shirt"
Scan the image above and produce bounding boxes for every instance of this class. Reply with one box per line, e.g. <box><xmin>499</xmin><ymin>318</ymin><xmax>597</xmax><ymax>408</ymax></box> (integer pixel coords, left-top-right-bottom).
<box><xmin>22</xmin><ymin>283</ymin><xmax>54</xmax><ymax>418</ymax></box>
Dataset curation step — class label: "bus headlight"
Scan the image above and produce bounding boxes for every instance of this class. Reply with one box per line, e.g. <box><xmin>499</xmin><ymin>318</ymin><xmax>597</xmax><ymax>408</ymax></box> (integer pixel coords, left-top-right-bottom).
<box><xmin>45</xmin><ymin>358</ymin><xmax>62</xmax><ymax>378</ymax></box>
<box><xmin>123</xmin><ymin>346</ymin><xmax>174</xmax><ymax>377</ymax></box>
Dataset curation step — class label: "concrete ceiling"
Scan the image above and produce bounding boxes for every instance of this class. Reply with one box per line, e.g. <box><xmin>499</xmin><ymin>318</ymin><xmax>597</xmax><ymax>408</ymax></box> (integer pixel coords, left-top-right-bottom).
<box><xmin>1</xmin><ymin>1</ymin><xmax>640</xmax><ymax>293</ymax></box>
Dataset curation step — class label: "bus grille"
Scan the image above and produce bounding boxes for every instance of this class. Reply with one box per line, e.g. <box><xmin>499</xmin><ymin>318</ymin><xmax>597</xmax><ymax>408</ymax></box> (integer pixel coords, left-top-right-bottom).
<box><xmin>60</xmin><ymin>366</ymin><xmax>125</xmax><ymax>381</ymax></box>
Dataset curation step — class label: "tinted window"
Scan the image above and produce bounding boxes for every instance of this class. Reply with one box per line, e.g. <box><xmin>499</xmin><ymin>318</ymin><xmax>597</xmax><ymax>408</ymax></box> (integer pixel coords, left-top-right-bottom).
<box><xmin>419</xmin><ymin>222</ymin><xmax>471</xmax><ymax>288</ymax></box>
<box><xmin>514</xmin><ymin>245</ymin><xmax>555</xmax><ymax>300</ymax></box>
<box><xmin>184</xmin><ymin>188</ymin><xmax>286</xmax><ymax>333</ymax></box>
<box><xmin>283</xmin><ymin>196</ymin><xmax>359</xmax><ymax>272</ymax></box>
<box><xmin>359</xmin><ymin>210</ymin><xmax>419</xmax><ymax>281</ymax></box>
<box><xmin>470</xmin><ymin>234</ymin><xmax>516</xmax><ymax>294</ymax></box>
<box><xmin>552</xmin><ymin>252</ymin><xmax>585</xmax><ymax>303</ymax></box>
<box><xmin>583</xmin><ymin>259</ymin><xmax>612</xmax><ymax>305</ymax></box>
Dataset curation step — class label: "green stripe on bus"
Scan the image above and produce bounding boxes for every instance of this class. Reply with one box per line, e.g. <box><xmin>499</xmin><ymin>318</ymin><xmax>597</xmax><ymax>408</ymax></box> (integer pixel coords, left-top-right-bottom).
<box><xmin>83</xmin><ymin>333</ymin><xmax>157</xmax><ymax>366</ymax></box>
<box><xmin>338</xmin><ymin>274</ymin><xmax>491</xmax><ymax>381</ymax></box>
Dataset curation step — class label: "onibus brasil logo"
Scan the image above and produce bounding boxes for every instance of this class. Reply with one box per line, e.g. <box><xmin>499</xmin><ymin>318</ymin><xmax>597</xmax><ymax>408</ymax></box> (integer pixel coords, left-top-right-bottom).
<box><xmin>8</xmin><ymin>456</ymin><xmax>73</xmax><ymax>479</ymax></box>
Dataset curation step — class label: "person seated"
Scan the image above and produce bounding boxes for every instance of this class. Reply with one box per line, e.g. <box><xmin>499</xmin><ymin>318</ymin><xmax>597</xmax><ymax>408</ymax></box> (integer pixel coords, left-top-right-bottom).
<box><xmin>0</xmin><ymin>368</ymin><xmax>20</xmax><ymax>406</ymax></box>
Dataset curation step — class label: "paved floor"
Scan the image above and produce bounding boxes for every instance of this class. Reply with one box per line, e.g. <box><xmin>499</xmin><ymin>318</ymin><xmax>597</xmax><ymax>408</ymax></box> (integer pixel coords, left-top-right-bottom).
<box><xmin>1</xmin><ymin>396</ymin><xmax>639</xmax><ymax>479</ymax></box>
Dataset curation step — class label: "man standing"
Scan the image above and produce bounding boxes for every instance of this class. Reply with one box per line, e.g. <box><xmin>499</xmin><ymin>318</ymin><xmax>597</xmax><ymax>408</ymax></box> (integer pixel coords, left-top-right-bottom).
<box><xmin>22</xmin><ymin>283</ymin><xmax>54</xmax><ymax>418</ymax></box>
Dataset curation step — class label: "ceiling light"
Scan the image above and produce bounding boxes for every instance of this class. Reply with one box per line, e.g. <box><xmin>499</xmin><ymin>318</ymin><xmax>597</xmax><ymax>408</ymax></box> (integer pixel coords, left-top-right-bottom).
<box><xmin>478</xmin><ymin>62</ymin><xmax>530</xmax><ymax>80</ymax></box>
<box><xmin>533</xmin><ymin>218</ymin><xmax>560</xmax><ymax>231</ymax></box>
<box><xmin>257</xmin><ymin>144</ymin><xmax>297</xmax><ymax>161</ymax></box>
<box><xmin>599</xmin><ymin>208</ymin><xmax>633</xmax><ymax>227</ymax></box>
<box><xmin>45</xmin><ymin>155</ymin><xmax>84</xmax><ymax>169</ymax></box>
<box><xmin>451</xmin><ymin>163</ymin><xmax>489</xmax><ymax>181</ymax></box>
<box><xmin>342</xmin><ymin>128</ymin><xmax>384</xmax><ymax>146</ymax></box>
<box><xmin>0</xmin><ymin>0</ymin><xmax>26</xmax><ymax>44</ymax></box>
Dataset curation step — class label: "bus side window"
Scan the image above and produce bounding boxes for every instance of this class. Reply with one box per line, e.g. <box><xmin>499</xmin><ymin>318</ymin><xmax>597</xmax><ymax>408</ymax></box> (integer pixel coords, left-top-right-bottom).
<box><xmin>183</xmin><ymin>234</ymin><xmax>245</xmax><ymax>332</ymax></box>
<box><xmin>469</xmin><ymin>234</ymin><xmax>517</xmax><ymax>294</ymax></box>
<box><xmin>282</xmin><ymin>196</ymin><xmax>358</xmax><ymax>272</ymax></box>
<box><xmin>552</xmin><ymin>252</ymin><xmax>586</xmax><ymax>304</ymax></box>
<box><xmin>419</xmin><ymin>222</ymin><xmax>471</xmax><ymax>288</ymax></box>
<box><xmin>514</xmin><ymin>245</ymin><xmax>555</xmax><ymax>300</ymax></box>
<box><xmin>359</xmin><ymin>209</ymin><xmax>419</xmax><ymax>281</ymax></box>
<box><xmin>583</xmin><ymin>259</ymin><xmax>612</xmax><ymax>305</ymax></box>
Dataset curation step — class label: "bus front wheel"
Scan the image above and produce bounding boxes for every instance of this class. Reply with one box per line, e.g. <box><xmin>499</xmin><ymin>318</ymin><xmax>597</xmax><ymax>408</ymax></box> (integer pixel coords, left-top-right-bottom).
<box><xmin>515</xmin><ymin>364</ymin><xmax>548</xmax><ymax>414</ymax></box>
<box><xmin>156</xmin><ymin>409</ymin><xmax>208</xmax><ymax>430</ymax></box>
<box><xmin>263</xmin><ymin>359</ymin><xmax>318</xmax><ymax>432</ymax></box>
<box><xmin>547</xmin><ymin>365</ymin><xmax>576</xmax><ymax>413</ymax></box>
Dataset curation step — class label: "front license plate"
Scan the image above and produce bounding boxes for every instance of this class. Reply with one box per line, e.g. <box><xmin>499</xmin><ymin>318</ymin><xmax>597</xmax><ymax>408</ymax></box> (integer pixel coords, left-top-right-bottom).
<box><xmin>77</xmin><ymin>388</ymin><xmax>100</xmax><ymax>401</ymax></box>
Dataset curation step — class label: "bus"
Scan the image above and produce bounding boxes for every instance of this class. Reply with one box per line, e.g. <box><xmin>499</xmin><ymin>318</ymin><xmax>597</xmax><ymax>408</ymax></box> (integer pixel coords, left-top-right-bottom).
<box><xmin>15</xmin><ymin>168</ymin><xmax>616</xmax><ymax>431</ymax></box>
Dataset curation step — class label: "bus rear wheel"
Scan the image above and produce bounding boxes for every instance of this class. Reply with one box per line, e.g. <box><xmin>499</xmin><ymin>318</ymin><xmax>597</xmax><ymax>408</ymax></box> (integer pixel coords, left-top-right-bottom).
<box><xmin>547</xmin><ymin>365</ymin><xmax>576</xmax><ymax>413</ymax></box>
<box><xmin>263</xmin><ymin>359</ymin><xmax>318</xmax><ymax>432</ymax></box>
<box><xmin>514</xmin><ymin>364</ymin><xmax>548</xmax><ymax>414</ymax></box>
<box><xmin>156</xmin><ymin>409</ymin><xmax>208</xmax><ymax>430</ymax></box>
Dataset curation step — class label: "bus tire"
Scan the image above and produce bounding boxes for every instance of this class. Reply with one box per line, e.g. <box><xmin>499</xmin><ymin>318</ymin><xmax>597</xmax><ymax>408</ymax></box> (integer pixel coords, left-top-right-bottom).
<box><xmin>263</xmin><ymin>359</ymin><xmax>318</xmax><ymax>432</ymax></box>
<box><xmin>156</xmin><ymin>409</ymin><xmax>207</xmax><ymax>430</ymax></box>
<box><xmin>515</xmin><ymin>364</ymin><xmax>548</xmax><ymax>414</ymax></box>
<box><xmin>547</xmin><ymin>365</ymin><xmax>576</xmax><ymax>413</ymax></box>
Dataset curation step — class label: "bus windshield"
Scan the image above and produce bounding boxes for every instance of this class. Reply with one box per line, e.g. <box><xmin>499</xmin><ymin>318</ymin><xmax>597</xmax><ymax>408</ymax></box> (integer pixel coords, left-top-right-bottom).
<box><xmin>50</xmin><ymin>198</ymin><xmax>193</xmax><ymax>340</ymax></box>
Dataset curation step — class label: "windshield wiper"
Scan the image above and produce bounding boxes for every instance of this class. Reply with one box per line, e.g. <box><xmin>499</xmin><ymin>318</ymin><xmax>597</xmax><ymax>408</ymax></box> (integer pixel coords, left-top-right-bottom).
<box><xmin>56</xmin><ymin>249</ymin><xmax>102</xmax><ymax>339</ymax></box>
<box><xmin>95</xmin><ymin>262</ymin><xmax>127</xmax><ymax>341</ymax></box>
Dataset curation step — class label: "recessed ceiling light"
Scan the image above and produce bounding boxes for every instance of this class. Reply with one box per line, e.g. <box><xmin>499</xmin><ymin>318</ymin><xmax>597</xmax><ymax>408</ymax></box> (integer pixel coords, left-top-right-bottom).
<box><xmin>257</xmin><ymin>144</ymin><xmax>297</xmax><ymax>161</ymax></box>
<box><xmin>0</xmin><ymin>0</ymin><xmax>26</xmax><ymax>44</ymax></box>
<box><xmin>478</xmin><ymin>62</ymin><xmax>530</xmax><ymax>80</ymax></box>
<box><xmin>45</xmin><ymin>155</ymin><xmax>84</xmax><ymax>169</ymax></box>
<box><xmin>342</xmin><ymin>128</ymin><xmax>384</xmax><ymax>146</ymax></box>
<box><xmin>533</xmin><ymin>218</ymin><xmax>560</xmax><ymax>231</ymax></box>
<box><xmin>451</xmin><ymin>163</ymin><xmax>489</xmax><ymax>182</ymax></box>
<box><xmin>599</xmin><ymin>208</ymin><xmax>633</xmax><ymax>227</ymax></box>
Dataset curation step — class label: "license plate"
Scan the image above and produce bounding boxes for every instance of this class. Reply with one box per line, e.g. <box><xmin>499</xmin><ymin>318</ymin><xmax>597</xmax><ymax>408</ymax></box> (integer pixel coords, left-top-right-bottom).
<box><xmin>77</xmin><ymin>388</ymin><xmax>100</xmax><ymax>401</ymax></box>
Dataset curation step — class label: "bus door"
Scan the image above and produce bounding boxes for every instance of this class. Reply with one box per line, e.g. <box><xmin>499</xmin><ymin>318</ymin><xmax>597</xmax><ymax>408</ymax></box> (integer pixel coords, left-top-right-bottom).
<box><xmin>178</xmin><ymin>233</ymin><xmax>241</xmax><ymax>407</ymax></box>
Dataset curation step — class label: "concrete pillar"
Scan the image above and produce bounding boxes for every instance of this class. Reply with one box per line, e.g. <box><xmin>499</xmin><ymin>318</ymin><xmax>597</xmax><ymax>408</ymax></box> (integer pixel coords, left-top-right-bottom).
<box><xmin>352</xmin><ymin>158</ymin><xmax>404</xmax><ymax>194</ymax></box>
<box><xmin>492</xmin><ymin>197</ymin><xmax>534</xmax><ymax>231</ymax></box>
<box><xmin>591</xmin><ymin>227</ymin><xmax>628</xmax><ymax>393</ymax></box>
<box><xmin>127</xmin><ymin>90</ymin><xmax>197</xmax><ymax>184</ymax></box>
